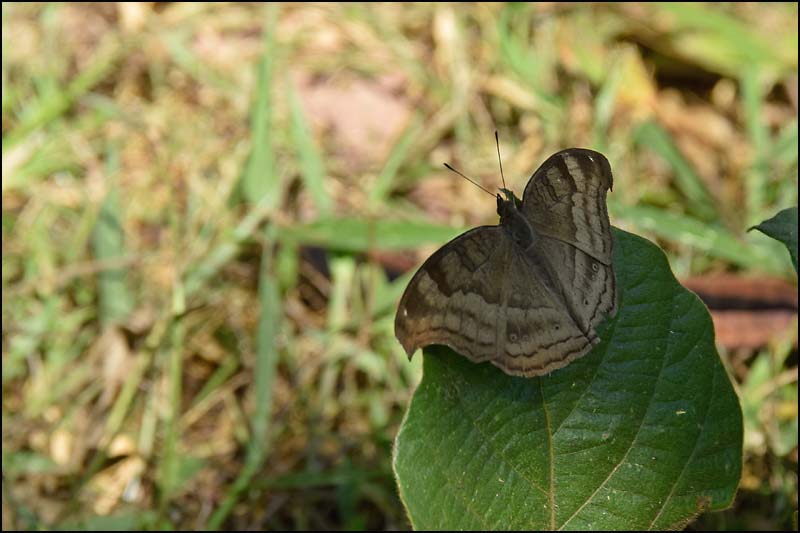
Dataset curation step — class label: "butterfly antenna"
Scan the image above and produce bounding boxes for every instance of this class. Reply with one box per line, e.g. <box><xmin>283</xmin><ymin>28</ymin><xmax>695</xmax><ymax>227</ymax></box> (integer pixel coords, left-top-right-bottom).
<box><xmin>443</xmin><ymin>163</ymin><xmax>495</xmax><ymax>197</ymax></box>
<box><xmin>495</xmin><ymin>130</ymin><xmax>507</xmax><ymax>190</ymax></box>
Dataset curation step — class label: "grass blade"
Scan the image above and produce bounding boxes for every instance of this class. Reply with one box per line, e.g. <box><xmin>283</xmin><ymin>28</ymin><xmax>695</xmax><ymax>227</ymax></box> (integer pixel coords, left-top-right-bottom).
<box><xmin>183</xmin><ymin>191</ymin><xmax>276</xmax><ymax>297</ymax></box>
<box><xmin>610</xmin><ymin>202</ymin><xmax>787</xmax><ymax>275</ymax></box>
<box><xmin>185</xmin><ymin>4</ymin><xmax>282</xmax><ymax>297</ymax></box>
<box><xmin>3</xmin><ymin>36</ymin><xmax>124</xmax><ymax>151</ymax></box>
<box><xmin>240</xmin><ymin>3</ymin><xmax>280</xmax><ymax>206</ymax></box>
<box><xmin>288</xmin><ymin>81</ymin><xmax>333</xmax><ymax>215</ymax></box>
<box><xmin>654</xmin><ymin>2</ymin><xmax>783</xmax><ymax>75</ymax></box>
<box><xmin>741</xmin><ymin>66</ymin><xmax>770</xmax><ymax>227</ymax></box>
<box><xmin>208</xmin><ymin>226</ymin><xmax>281</xmax><ymax>529</ymax></box>
<box><xmin>157</xmin><ymin>267</ymin><xmax>186</xmax><ymax>519</ymax></box>
<box><xmin>369</xmin><ymin>116</ymin><xmax>425</xmax><ymax>204</ymax></box>
<box><xmin>282</xmin><ymin>216</ymin><xmax>464</xmax><ymax>252</ymax></box>
<box><xmin>634</xmin><ymin>120</ymin><xmax>718</xmax><ymax>222</ymax></box>
<box><xmin>91</xmin><ymin>147</ymin><xmax>133</xmax><ymax>325</ymax></box>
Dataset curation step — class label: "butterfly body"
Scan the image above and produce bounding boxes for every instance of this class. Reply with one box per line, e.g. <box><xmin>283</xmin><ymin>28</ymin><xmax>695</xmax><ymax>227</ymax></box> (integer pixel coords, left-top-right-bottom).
<box><xmin>395</xmin><ymin>148</ymin><xmax>617</xmax><ymax>378</ymax></box>
<box><xmin>497</xmin><ymin>188</ymin><xmax>538</xmax><ymax>250</ymax></box>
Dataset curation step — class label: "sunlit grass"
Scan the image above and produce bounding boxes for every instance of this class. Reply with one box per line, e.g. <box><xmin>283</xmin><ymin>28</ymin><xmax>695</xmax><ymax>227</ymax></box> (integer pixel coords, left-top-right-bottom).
<box><xmin>2</xmin><ymin>2</ymin><xmax>797</xmax><ymax>530</ymax></box>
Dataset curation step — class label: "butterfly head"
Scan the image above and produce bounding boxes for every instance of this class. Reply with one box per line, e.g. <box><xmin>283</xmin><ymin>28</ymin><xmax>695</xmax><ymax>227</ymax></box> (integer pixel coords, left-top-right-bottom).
<box><xmin>496</xmin><ymin>188</ymin><xmax>522</xmax><ymax>217</ymax></box>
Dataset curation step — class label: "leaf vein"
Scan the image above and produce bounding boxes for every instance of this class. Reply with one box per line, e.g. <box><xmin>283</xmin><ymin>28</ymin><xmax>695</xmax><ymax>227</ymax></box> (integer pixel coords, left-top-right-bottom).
<box><xmin>647</xmin><ymin>324</ymin><xmax>717</xmax><ymax>529</ymax></box>
<box><xmin>558</xmin><ymin>273</ymin><xmax>674</xmax><ymax>529</ymax></box>
<box><xmin>445</xmin><ymin>365</ymin><xmax>550</xmax><ymax>499</ymax></box>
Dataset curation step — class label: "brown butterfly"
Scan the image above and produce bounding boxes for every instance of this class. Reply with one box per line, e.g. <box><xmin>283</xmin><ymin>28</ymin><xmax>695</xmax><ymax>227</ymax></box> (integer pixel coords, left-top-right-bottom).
<box><xmin>395</xmin><ymin>145</ymin><xmax>617</xmax><ymax>377</ymax></box>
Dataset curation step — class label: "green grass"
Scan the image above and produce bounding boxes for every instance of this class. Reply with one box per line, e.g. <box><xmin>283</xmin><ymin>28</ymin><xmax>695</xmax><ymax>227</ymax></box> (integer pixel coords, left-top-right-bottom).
<box><xmin>2</xmin><ymin>2</ymin><xmax>797</xmax><ymax>530</ymax></box>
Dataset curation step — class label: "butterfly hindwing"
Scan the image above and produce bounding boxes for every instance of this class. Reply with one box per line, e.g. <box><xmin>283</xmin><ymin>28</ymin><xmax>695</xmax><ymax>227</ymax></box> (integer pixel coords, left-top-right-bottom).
<box><xmin>489</xmin><ymin>245</ymin><xmax>597</xmax><ymax>377</ymax></box>
<box><xmin>535</xmin><ymin>235</ymin><xmax>617</xmax><ymax>336</ymax></box>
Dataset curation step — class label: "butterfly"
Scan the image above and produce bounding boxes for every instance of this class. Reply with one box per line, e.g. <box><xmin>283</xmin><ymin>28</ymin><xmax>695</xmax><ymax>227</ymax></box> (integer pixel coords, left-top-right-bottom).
<box><xmin>395</xmin><ymin>145</ymin><xmax>617</xmax><ymax>377</ymax></box>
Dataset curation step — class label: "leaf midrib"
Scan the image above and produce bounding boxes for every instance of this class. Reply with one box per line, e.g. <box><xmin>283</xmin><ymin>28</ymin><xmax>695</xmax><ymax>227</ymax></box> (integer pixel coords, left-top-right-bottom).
<box><xmin>538</xmin><ymin>379</ymin><xmax>556</xmax><ymax>530</ymax></box>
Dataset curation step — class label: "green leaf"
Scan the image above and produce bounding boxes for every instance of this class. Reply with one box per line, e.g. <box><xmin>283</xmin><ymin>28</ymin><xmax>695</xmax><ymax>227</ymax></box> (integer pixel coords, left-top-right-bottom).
<box><xmin>393</xmin><ymin>228</ymin><xmax>742</xmax><ymax>530</ymax></box>
<box><xmin>748</xmin><ymin>207</ymin><xmax>798</xmax><ymax>273</ymax></box>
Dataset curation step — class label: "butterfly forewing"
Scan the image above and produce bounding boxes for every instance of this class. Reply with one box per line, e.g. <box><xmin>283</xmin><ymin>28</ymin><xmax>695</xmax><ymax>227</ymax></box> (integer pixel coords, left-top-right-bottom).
<box><xmin>395</xmin><ymin>226</ymin><xmax>507</xmax><ymax>362</ymax></box>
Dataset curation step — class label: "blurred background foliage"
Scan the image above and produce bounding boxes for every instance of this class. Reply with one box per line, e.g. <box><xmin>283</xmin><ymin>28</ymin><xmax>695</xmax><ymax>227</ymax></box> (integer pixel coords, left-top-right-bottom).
<box><xmin>1</xmin><ymin>2</ymin><xmax>797</xmax><ymax>530</ymax></box>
